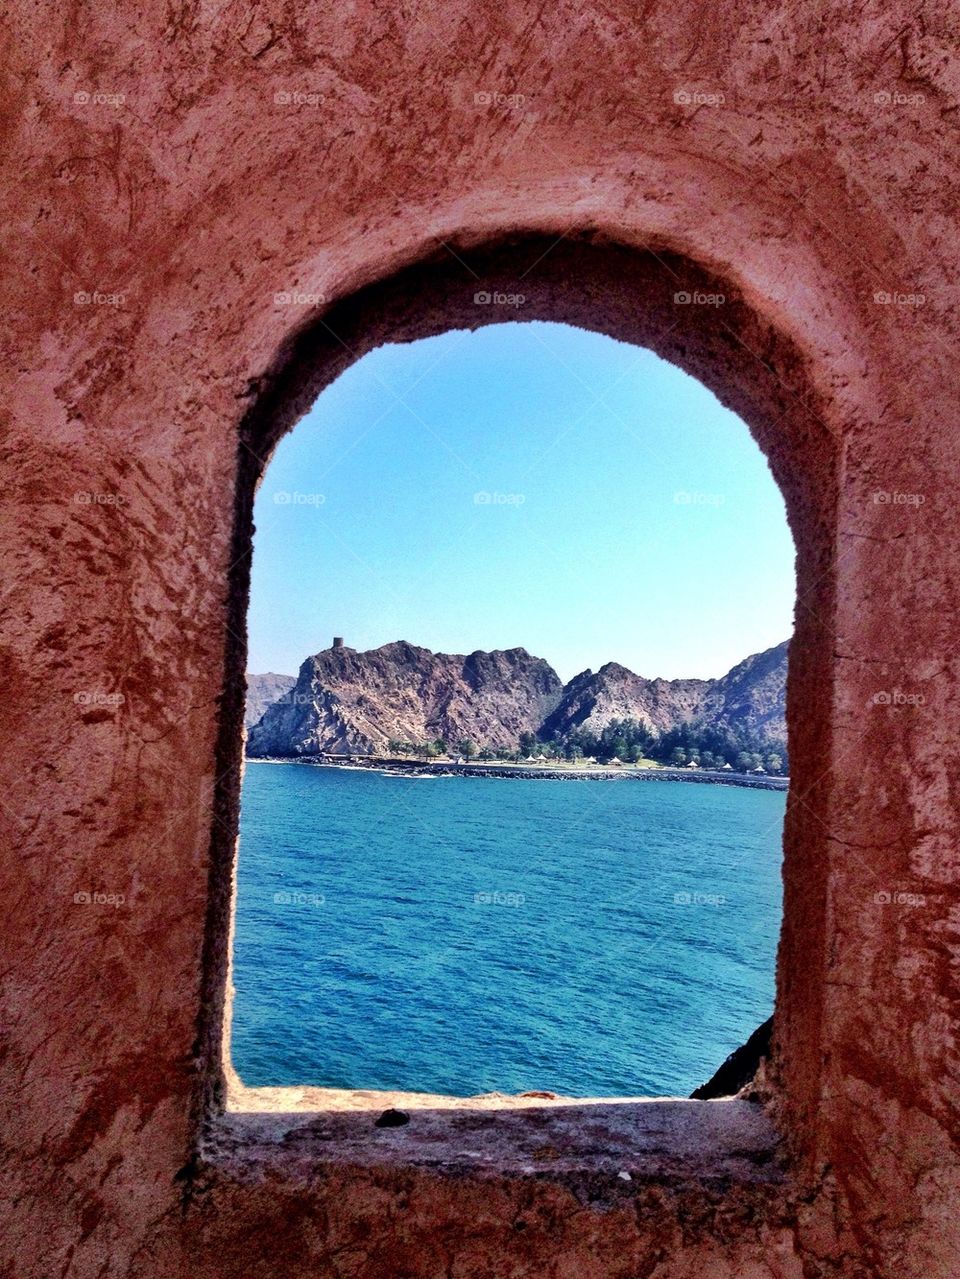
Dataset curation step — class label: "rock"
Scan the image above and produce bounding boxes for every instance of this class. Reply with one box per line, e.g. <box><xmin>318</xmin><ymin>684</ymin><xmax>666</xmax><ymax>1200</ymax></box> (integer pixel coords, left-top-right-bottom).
<box><xmin>247</xmin><ymin>639</ymin><xmax>787</xmax><ymax>757</ymax></box>
<box><xmin>244</xmin><ymin>672</ymin><xmax>296</xmax><ymax>728</ymax></box>
<box><xmin>248</xmin><ymin>641</ymin><xmax>564</xmax><ymax>757</ymax></box>
<box><xmin>246</xmin><ymin>639</ymin><xmax>788</xmax><ymax>759</ymax></box>
<box><xmin>690</xmin><ymin>1016</ymin><xmax>773</xmax><ymax>1099</ymax></box>
<box><xmin>374</xmin><ymin>1108</ymin><xmax>410</xmax><ymax>1128</ymax></box>
<box><xmin>542</xmin><ymin>641</ymin><xmax>789</xmax><ymax>745</ymax></box>
<box><xmin>540</xmin><ymin>663</ymin><xmax>713</xmax><ymax>739</ymax></box>
<box><xmin>710</xmin><ymin>643</ymin><xmax>789</xmax><ymax>743</ymax></box>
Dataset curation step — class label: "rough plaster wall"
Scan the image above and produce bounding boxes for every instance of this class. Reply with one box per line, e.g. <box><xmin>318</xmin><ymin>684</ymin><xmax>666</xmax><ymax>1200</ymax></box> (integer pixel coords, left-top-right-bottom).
<box><xmin>1</xmin><ymin>1</ymin><xmax>958</xmax><ymax>1276</ymax></box>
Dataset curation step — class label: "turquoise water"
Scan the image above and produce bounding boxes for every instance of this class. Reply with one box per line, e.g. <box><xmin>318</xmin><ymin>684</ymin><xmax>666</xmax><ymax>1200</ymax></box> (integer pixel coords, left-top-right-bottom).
<box><xmin>232</xmin><ymin>763</ymin><xmax>785</xmax><ymax>1097</ymax></box>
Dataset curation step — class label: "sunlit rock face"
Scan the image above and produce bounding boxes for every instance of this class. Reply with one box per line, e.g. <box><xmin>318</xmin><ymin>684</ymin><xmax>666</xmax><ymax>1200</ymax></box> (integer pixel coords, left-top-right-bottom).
<box><xmin>247</xmin><ymin>639</ymin><xmax>788</xmax><ymax>756</ymax></box>
<box><xmin>248</xmin><ymin>640</ymin><xmax>564</xmax><ymax>755</ymax></box>
<box><xmin>541</xmin><ymin>640</ymin><xmax>789</xmax><ymax>743</ymax></box>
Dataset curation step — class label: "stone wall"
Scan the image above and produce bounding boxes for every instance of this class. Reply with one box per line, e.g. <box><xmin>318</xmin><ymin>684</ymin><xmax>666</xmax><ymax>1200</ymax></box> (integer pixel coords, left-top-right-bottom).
<box><xmin>2</xmin><ymin>2</ymin><xmax>958</xmax><ymax>1275</ymax></box>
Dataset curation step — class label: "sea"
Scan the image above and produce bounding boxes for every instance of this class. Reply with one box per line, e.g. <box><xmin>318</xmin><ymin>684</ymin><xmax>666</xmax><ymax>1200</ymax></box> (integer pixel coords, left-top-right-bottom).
<box><xmin>231</xmin><ymin>761</ymin><xmax>786</xmax><ymax>1097</ymax></box>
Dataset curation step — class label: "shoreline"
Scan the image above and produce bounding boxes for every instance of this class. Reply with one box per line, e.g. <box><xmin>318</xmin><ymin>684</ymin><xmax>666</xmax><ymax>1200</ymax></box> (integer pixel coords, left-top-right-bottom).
<box><xmin>246</xmin><ymin>755</ymin><xmax>789</xmax><ymax>791</ymax></box>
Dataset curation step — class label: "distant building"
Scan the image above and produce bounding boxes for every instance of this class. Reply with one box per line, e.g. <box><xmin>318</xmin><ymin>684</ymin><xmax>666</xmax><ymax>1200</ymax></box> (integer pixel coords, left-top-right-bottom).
<box><xmin>332</xmin><ymin>636</ymin><xmax>344</xmax><ymax>649</ymax></box>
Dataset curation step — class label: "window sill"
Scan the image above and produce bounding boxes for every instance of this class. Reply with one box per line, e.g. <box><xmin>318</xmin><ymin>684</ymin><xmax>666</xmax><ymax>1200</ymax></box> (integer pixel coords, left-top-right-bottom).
<box><xmin>205</xmin><ymin>1086</ymin><xmax>784</xmax><ymax>1199</ymax></box>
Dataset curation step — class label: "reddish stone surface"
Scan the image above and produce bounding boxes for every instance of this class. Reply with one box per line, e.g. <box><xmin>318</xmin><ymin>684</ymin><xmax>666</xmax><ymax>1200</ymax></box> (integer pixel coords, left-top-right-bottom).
<box><xmin>2</xmin><ymin>2</ymin><xmax>958</xmax><ymax>1276</ymax></box>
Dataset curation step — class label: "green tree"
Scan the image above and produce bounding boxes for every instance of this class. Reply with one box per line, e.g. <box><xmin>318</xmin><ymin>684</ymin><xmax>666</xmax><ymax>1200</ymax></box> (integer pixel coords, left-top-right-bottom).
<box><xmin>671</xmin><ymin>746</ymin><xmax>688</xmax><ymax>766</ymax></box>
<box><xmin>458</xmin><ymin>739</ymin><xmax>478</xmax><ymax>759</ymax></box>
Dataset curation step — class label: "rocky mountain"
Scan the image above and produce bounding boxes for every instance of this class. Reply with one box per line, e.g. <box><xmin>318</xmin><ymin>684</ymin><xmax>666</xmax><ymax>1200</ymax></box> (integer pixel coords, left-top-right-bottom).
<box><xmin>540</xmin><ymin>664</ymin><xmax>713</xmax><ymax>740</ymax></box>
<box><xmin>707</xmin><ymin>641</ymin><xmax>789</xmax><ymax>742</ymax></box>
<box><xmin>244</xmin><ymin>672</ymin><xmax>296</xmax><ymax>728</ymax></box>
<box><xmin>247</xmin><ymin>640</ymin><xmax>564</xmax><ymax>757</ymax></box>
<box><xmin>541</xmin><ymin>641</ymin><xmax>789</xmax><ymax>747</ymax></box>
<box><xmin>246</xmin><ymin>638</ymin><xmax>788</xmax><ymax>758</ymax></box>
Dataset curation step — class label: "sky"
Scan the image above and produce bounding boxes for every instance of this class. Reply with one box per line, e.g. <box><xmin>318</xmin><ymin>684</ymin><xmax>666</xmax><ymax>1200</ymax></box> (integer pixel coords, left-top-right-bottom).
<box><xmin>248</xmin><ymin>321</ymin><xmax>795</xmax><ymax>684</ymax></box>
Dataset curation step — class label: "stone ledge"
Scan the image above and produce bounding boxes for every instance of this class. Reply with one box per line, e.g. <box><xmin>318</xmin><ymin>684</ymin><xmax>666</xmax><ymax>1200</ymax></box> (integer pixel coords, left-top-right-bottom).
<box><xmin>205</xmin><ymin>1094</ymin><xmax>785</xmax><ymax>1197</ymax></box>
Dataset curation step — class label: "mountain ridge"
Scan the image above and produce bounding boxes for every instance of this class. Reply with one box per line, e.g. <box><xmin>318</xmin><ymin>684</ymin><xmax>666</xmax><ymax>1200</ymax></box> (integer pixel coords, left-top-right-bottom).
<box><xmin>246</xmin><ymin>638</ymin><xmax>789</xmax><ymax>763</ymax></box>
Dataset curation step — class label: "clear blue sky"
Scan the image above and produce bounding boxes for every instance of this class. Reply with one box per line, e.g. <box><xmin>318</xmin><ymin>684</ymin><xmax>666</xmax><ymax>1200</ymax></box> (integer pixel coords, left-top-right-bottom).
<box><xmin>248</xmin><ymin>322</ymin><xmax>795</xmax><ymax>683</ymax></box>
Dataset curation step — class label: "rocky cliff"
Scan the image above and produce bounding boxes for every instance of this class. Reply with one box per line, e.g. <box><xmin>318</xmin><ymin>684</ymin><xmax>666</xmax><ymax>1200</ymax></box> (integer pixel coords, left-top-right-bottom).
<box><xmin>244</xmin><ymin>672</ymin><xmax>296</xmax><ymax>728</ymax></box>
<box><xmin>247</xmin><ymin>641</ymin><xmax>564</xmax><ymax>756</ymax></box>
<box><xmin>247</xmin><ymin>639</ymin><xmax>789</xmax><ymax>757</ymax></box>
<box><xmin>540</xmin><ymin>664</ymin><xmax>713</xmax><ymax>739</ymax></box>
<box><xmin>707</xmin><ymin>641</ymin><xmax>789</xmax><ymax>742</ymax></box>
<box><xmin>541</xmin><ymin>641</ymin><xmax>789</xmax><ymax>746</ymax></box>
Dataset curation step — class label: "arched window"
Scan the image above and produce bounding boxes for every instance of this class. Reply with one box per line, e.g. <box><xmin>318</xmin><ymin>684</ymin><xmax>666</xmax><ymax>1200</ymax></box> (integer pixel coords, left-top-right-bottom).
<box><xmin>229</xmin><ymin>317</ymin><xmax>795</xmax><ymax>1101</ymax></box>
